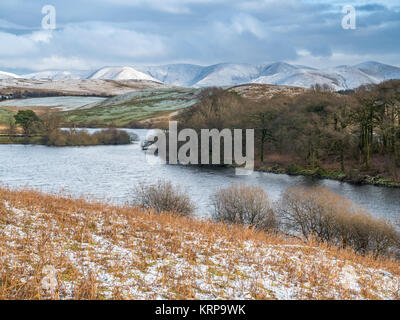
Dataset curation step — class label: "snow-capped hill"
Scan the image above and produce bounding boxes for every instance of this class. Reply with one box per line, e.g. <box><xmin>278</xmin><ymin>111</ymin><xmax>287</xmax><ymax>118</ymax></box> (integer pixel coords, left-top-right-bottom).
<box><xmin>137</xmin><ymin>62</ymin><xmax>306</xmax><ymax>88</ymax></box>
<box><xmin>283</xmin><ymin>69</ymin><xmax>344</xmax><ymax>90</ymax></box>
<box><xmin>252</xmin><ymin>68</ymin><xmax>345</xmax><ymax>91</ymax></box>
<box><xmin>5</xmin><ymin>61</ymin><xmax>399</xmax><ymax>90</ymax></box>
<box><xmin>137</xmin><ymin>61</ymin><xmax>389</xmax><ymax>90</ymax></box>
<box><xmin>137</xmin><ymin>63</ymin><xmax>263</xmax><ymax>87</ymax></box>
<box><xmin>249</xmin><ymin>63</ymin><xmax>399</xmax><ymax>91</ymax></box>
<box><xmin>88</xmin><ymin>66</ymin><xmax>160</xmax><ymax>82</ymax></box>
<box><xmin>258</xmin><ymin>62</ymin><xmax>299</xmax><ymax>77</ymax></box>
<box><xmin>0</xmin><ymin>70</ymin><xmax>20</xmax><ymax>79</ymax></box>
<box><xmin>193</xmin><ymin>63</ymin><xmax>261</xmax><ymax>87</ymax></box>
<box><xmin>136</xmin><ymin>64</ymin><xmax>205</xmax><ymax>87</ymax></box>
<box><xmin>355</xmin><ymin>61</ymin><xmax>400</xmax><ymax>81</ymax></box>
<box><xmin>22</xmin><ymin>70</ymin><xmax>89</xmax><ymax>80</ymax></box>
<box><xmin>330</xmin><ymin>65</ymin><xmax>380</xmax><ymax>89</ymax></box>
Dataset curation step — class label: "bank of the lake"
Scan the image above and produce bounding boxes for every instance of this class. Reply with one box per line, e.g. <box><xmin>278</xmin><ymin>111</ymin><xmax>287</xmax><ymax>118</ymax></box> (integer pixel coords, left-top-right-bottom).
<box><xmin>0</xmin><ymin>135</ymin><xmax>42</xmax><ymax>145</ymax></box>
<box><xmin>258</xmin><ymin>164</ymin><xmax>400</xmax><ymax>188</ymax></box>
<box><xmin>0</xmin><ymin>128</ymin><xmax>135</xmax><ymax>147</ymax></box>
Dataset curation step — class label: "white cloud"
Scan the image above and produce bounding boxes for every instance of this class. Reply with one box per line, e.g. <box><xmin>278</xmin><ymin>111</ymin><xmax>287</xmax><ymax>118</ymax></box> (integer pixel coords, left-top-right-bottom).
<box><xmin>0</xmin><ymin>22</ymin><xmax>168</xmax><ymax>71</ymax></box>
<box><xmin>237</xmin><ymin>0</ymin><xmax>299</xmax><ymax>11</ymax></box>
<box><xmin>0</xmin><ymin>18</ymin><xmax>30</xmax><ymax>30</ymax></box>
<box><xmin>55</xmin><ymin>23</ymin><xmax>167</xmax><ymax>59</ymax></box>
<box><xmin>231</xmin><ymin>14</ymin><xmax>268</xmax><ymax>39</ymax></box>
<box><xmin>0</xmin><ymin>31</ymin><xmax>38</xmax><ymax>56</ymax></box>
<box><xmin>95</xmin><ymin>0</ymin><xmax>228</xmax><ymax>14</ymax></box>
<box><xmin>29</xmin><ymin>30</ymin><xmax>53</xmax><ymax>44</ymax></box>
<box><xmin>0</xmin><ymin>1</ymin><xmax>398</xmax><ymax>71</ymax></box>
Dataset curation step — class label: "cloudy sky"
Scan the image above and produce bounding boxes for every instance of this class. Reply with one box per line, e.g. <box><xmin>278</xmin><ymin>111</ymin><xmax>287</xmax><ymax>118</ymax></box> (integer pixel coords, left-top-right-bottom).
<box><xmin>0</xmin><ymin>0</ymin><xmax>399</xmax><ymax>73</ymax></box>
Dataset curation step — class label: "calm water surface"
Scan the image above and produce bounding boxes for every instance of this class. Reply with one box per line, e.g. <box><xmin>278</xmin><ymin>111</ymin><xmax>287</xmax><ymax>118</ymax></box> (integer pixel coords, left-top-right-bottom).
<box><xmin>0</xmin><ymin>129</ymin><xmax>399</xmax><ymax>221</ymax></box>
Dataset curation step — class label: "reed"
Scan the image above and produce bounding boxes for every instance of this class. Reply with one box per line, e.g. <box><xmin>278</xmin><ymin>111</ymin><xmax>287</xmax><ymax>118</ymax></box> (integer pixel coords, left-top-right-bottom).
<box><xmin>0</xmin><ymin>186</ymin><xmax>399</xmax><ymax>300</ymax></box>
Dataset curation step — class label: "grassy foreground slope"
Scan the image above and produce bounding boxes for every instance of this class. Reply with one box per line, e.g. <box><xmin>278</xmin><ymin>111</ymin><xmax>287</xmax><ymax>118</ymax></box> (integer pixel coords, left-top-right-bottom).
<box><xmin>1</xmin><ymin>187</ymin><xmax>399</xmax><ymax>300</ymax></box>
<box><xmin>63</xmin><ymin>88</ymin><xmax>203</xmax><ymax>127</ymax></box>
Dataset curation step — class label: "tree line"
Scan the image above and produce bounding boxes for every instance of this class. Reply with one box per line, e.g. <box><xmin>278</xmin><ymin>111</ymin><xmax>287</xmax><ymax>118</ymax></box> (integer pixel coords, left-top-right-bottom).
<box><xmin>6</xmin><ymin>110</ymin><xmax>132</xmax><ymax>146</ymax></box>
<box><xmin>177</xmin><ymin>80</ymin><xmax>400</xmax><ymax>182</ymax></box>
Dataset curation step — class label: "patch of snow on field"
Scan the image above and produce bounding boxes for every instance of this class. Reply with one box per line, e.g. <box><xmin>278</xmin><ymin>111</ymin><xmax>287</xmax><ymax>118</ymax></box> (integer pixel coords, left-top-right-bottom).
<box><xmin>0</xmin><ymin>96</ymin><xmax>107</xmax><ymax>111</ymax></box>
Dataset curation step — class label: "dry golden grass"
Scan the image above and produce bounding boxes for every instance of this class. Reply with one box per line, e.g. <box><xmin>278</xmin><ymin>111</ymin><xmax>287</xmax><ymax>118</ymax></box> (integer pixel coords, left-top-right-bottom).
<box><xmin>0</xmin><ymin>186</ymin><xmax>399</xmax><ymax>300</ymax></box>
<box><xmin>229</xmin><ymin>84</ymin><xmax>307</xmax><ymax>101</ymax></box>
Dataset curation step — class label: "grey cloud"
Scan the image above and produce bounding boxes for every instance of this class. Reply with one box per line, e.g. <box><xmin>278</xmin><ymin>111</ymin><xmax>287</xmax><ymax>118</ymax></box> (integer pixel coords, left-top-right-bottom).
<box><xmin>0</xmin><ymin>0</ymin><xmax>398</xmax><ymax>72</ymax></box>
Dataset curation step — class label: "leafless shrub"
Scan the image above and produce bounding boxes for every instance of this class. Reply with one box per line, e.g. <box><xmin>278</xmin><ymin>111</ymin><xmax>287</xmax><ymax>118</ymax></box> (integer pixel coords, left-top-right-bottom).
<box><xmin>133</xmin><ymin>180</ymin><xmax>194</xmax><ymax>216</ymax></box>
<box><xmin>45</xmin><ymin>129</ymin><xmax>131</xmax><ymax>146</ymax></box>
<box><xmin>279</xmin><ymin>186</ymin><xmax>400</xmax><ymax>257</ymax></box>
<box><xmin>211</xmin><ymin>183</ymin><xmax>277</xmax><ymax>231</ymax></box>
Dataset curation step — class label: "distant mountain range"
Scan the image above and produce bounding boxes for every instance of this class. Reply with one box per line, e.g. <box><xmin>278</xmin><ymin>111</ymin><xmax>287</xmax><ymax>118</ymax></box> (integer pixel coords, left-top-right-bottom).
<box><xmin>135</xmin><ymin>61</ymin><xmax>400</xmax><ymax>90</ymax></box>
<box><xmin>1</xmin><ymin>61</ymin><xmax>400</xmax><ymax>91</ymax></box>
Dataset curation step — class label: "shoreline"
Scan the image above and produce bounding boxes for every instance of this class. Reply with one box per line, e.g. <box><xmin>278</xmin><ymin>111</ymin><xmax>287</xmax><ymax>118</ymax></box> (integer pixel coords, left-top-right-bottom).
<box><xmin>257</xmin><ymin>165</ymin><xmax>400</xmax><ymax>188</ymax></box>
<box><xmin>0</xmin><ymin>129</ymin><xmax>135</xmax><ymax>147</ymax></box>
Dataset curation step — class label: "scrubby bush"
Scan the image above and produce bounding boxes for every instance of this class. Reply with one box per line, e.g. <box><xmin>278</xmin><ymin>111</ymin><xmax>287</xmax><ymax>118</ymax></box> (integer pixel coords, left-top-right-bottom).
<box><xmin>210</xmin><ymin>183</ymin><xmax>277</xmax><ymax>231</ymax></box>
<box><xmin>92</xmin><ymin>129</ymin><xmax>132</xmax><ymax>145</ymax></box>
<box><xmin>44</xmin><ymin>129</ymin><xmax>131</xmax><ymax>146</ymax></box>
<box><xmin>46</xmin><ymin>129</ymin><xmax>69</xmax><ymax>146</ymax></box>
<box><xmin>279</xmin><ymin>186</ymin><xmax>400</xmax><ymax>257</ymax></box>
<box><xmin>133</xmin><ymin>180</ymin><xmax>194</xmax><ymax>216</ymax></box>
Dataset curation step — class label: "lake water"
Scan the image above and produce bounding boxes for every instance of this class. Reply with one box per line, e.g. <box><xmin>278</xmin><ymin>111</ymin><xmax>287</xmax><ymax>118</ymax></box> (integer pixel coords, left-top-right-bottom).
<box><xmin>0</xmin><ymin>129</ymin><xmax>399</xmax><ymax>222</ymax></box>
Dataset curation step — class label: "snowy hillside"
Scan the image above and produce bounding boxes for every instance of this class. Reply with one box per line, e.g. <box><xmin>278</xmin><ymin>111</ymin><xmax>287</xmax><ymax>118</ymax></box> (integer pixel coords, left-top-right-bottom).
<box><xmin>138</xmin><ymin>61</ymin><xmax>400</xmax><ymax>90</ymax></box>
<box><xmin>356</xmin><ymin>61</ymin><xmax>400</xmax><ymax>81</ymax></box>
<box><xmin>88</xmin><ymin>66</ymin><xmax>159</xmax><ymax>82</ymax></box>
<box><xmin>253</xmin><ymin>69</ymin><xmax>343</xmax><ymax>91</ymax></box>
<box><xmin>136</xmin><ymin>64</ymin><xmax>205</xmax><ymax>87</ymax></box>
<box><xmin>330</xmin><ymin>65</ymin><xmax>380</xmax><ymax>89</ymax></box>
<box><xmin>0</xmin><ymin>70</ymin><xmax>19</xmax><ymax>79</ymax></box>
<box><xmin>189</xmin><ymin>63</ymin><xmax>260</xmax><ymax>87</ymax></box>
<box><xmin>22</xmin><ymin>70</ymin><xmax>90</xmax><ymax>80</ymax></box>
<box><xmin>2</xmin><ymin>61</ymin><xmax>399</xmax><ymax>90</ymax></box>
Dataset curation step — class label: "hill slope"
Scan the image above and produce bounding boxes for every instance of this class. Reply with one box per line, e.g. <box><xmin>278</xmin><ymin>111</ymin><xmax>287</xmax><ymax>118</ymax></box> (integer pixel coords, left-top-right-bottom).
<box><xmin>89</xmin><ymin>66</ymin><xmax>159</xmax><ymax>82</ymax></box>
<box><xmin>63</xmin><ymin>87</ymin><xmax>203</xmax><ymax>126</ymax></box>
<box><xmin>3</xmin><ymin>61</ymin><xmax>400</xmax><ymax>90</ymax></box>
<box><xmin>0</xmin><ymin>78</ymin><xmax>168</xmax><ymax>97</ymax></box>
<box><xmin>137</xmin><ymin>61</ymin><xmax>400</xmax><ymax>90</ymax></box>
<box><xmin>229</xmin><ymin>83</ymin><xmax>307</xmax><ymax>100</ymax></box>
<box><xmin>22</xmin><ymin>70</ymin><xmax>90</xmax><ymax>80</ymax></box>
<box><xmin>0</xmin><ymin>71</ymin><xmax>19</xmax><ymax>79</ymax></box>
<box><xmin>356</xmin><ymin>61</ymin><xmax>400</xmax><ymax>81</ymax></box>
<box><xmin>0</xmin><ymin>61</ymin><xmax>400</xmax><ymax>90</ymax></box>
<box><xmin>1</xmin><ymin>187</ymin><xmax>399</xmax><ymax>300</ymax></box>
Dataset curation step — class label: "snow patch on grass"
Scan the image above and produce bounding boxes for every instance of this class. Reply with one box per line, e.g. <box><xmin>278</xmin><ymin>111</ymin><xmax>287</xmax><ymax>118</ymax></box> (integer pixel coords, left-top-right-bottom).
<box><xmin>0</xmin><ymin>190</ymin><xmax>399</xmax><ymax>300</ymax></box>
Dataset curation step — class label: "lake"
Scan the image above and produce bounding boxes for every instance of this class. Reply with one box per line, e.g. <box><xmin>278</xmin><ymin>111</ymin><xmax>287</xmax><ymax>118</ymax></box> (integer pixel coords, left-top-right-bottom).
<box><xmin>0</xmin><ymin>129</ymin><xmax>399</xmax><ymax>222</ymax></box>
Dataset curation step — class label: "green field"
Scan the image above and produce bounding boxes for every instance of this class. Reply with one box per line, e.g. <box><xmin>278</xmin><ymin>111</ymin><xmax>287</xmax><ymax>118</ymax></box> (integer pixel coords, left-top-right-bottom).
<box><xmin>0</xmin><ymin>88</ymin><xmax>204</xmax><ymax>128</ymax></box>
<box><xmin>63</xmin><ymin>88</ymin><xmax>203</xmax><ymax>127</ymax></box>
<box><xmin>0</xmin><ymin>107</ymin><xmax>14</xmax><ymax>125</ymax></box>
